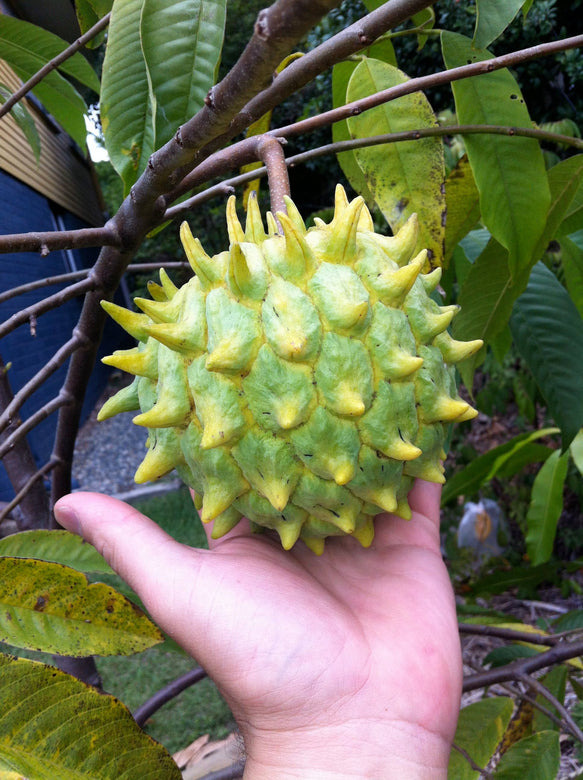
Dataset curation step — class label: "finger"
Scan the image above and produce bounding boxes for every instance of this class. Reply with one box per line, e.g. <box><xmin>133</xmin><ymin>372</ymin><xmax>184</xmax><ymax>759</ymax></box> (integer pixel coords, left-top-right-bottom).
<box><xmin>53</xmin><ymin>492</ymin><xmax>203</xmax><ymax>623</ymax></box>
<box><xmin>408</xmin><ymin>479</ymin><xmax>442</xmax><ymax>526</ymax></box>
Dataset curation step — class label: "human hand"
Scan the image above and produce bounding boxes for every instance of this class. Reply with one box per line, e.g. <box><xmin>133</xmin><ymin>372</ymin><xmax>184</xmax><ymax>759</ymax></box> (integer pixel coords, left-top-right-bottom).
<box><xmin>54</xmin><ymin>479</ymin><xmax>461</xmax><ymax>779</ymax></box>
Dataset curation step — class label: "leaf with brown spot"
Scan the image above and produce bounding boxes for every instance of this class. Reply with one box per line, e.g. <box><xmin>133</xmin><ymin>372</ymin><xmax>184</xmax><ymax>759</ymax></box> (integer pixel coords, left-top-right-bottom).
<box><xmin>0</xmin><ymin>557</ymin><xmax>163</xmax><ymax>656</ymax></box>
<box><xmin>346</xmin><ymin>58</ymin><xmax>445</xmax><ymax>265</ymax></box>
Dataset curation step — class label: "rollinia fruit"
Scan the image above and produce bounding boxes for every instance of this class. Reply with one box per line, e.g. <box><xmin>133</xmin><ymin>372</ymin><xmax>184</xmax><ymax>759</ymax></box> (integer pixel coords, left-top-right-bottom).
<box><xmin>99</xmin><ymin>185</ymin><xmax>482</xmax><ymax>554</ymax></box>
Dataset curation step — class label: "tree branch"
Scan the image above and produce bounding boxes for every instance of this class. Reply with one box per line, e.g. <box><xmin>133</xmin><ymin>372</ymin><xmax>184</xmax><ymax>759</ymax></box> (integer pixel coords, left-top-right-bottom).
<box><xmin>0</xmin><ymin>457</ymin><xmax>58</xmax><ymax>524</ymax></box>
<box><xmin>0</xmin><ymin>277</ymin><xmax>95</xmax><ymax>341</ymax></box>
<box><xmin>0</xmin><ymin>13</ymin><xmax>111</xmax><ymax>121</ymax></box>
<box><xmin>0</xmin><ymin>225</ymin><xmax>121</xmax><ymax>256</ymax></box>
<box><xmin>0</xmin><ymin>334</ymin><xmax>84</xmax><ymax>435</ymax></box>
<box><xmin>463</xmin><ymin>638</ymin><xmax>583</xmax><ymax>693</ymax></box>
<box><xmin>133</xmin><ymin>666</ymin><xmax>207</xmax><ymax>727</ymax></box>
<box><xmin>517</xmin><ymin>671</ymin><xmax>583</xmax><ymax>744</ymax></box>
<box><xmin>257</xmin><ymin>136</ymin><xmax>290</xmax><ymax>217</ymax></box>
<box><xmin>0</xmin><ymin>392</ymin><xmax>71</xmax><ymax>462</ymax></box>
<box><xmin>459</xmin><ymin>622</ymin><xmax>561</xmax><ymax>647</ymax></box>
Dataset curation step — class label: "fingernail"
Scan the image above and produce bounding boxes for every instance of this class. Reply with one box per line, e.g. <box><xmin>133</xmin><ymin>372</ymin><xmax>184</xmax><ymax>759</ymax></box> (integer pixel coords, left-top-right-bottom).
<box><xmin>54</xmin><ymin>502</ymin><xmax>82</xmax><ymax>536</ymax></box>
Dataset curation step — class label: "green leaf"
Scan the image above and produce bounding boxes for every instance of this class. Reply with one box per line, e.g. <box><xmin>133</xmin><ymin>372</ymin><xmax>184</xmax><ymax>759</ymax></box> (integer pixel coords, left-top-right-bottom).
<box><xmin>471</xmin><ymin>561</ymin><xmax>563</xmax><ymax>597</ymax></box>
<box><xmin>448</xmin><ymin>697</ymin><xmax>513</xmax><ymax>780</ymax></box>
<box><xmin>140</xmin><ymin>0</ymin><xmax>226</xmax><ymax>150</ymax></box>
<box><xmin>332</xmin><ymin>40</ymin><xmax>395</xmax><ymax>206</ymax></box>
<box><xmin>0</xmin><ymin>23</ymin><xmax>89</xmax><ymax>149</ymax></box>
<box><xmin>562</xmin><ymin>236</ymin><xmax>583</xmax><ymax>318</ymax></box>
<box><xmin>444</xmin><ymin>155</ymin><xmax>480</xmax><ymax>265</ymax></box>
<box><xmin>510</xmin><ymin>262</ymin><xmax>583</xmax><ymax>448</ymax></box>
<box><xmin>552</xmin><ymin>607</ymin><xmax>583</xmax><ymax>632</ymax></box>
<box><xmin>474</xmin><ymin>0</ymin><xmax>525</xmax><ymax>49</ymax></box>
<box><xmin>0</xmin><ymin>557</ymin><xmax>163</xmax><ymax>656</ymax></box>
<box><xmin>570</xmin><ymin>429</ymin><xmax>583</xmax><ymax>475</ymax></box>
<box><xmin>101</xmin><ymin>0</ymin><xmax>153</xmax><ymax>194</ymax></box>
<box><xmin>0</xmin><ymin>530</ymin><xmax>113</xmax><ymax>575</ymax></box>
<box><xmin>441</xmin><ymin>428</ymin><xmax>559</xmax><ymax>506</ymax></box>
<box><xmin>0</xmin><ymin>14</ymin><xmax>100</xmax><ymax>92</ymax></box>
<box><xmin>484</xmin><ymin>644</ymin><xmax>539</xmax><ymax>668</ymax></box>
<box><xmin>525</xmin><ymin>449</ymin><xmax>570</xmax><ymax>565</ymax></box>
<box><xmin>411</xmin><ymin>7</ymin><xmax>435</xmax><ymax>50</ymax></box>
<box><xmin>346</xmin><ymin>58</ymin><xmax>445</xmax><ymax>264</ymax></box>
<box><xmin>532</xmin><ymin>666</ymin><xmax>567</xmax><ymax>733</ymax></box>
<box><xmin>494</xmin><ymin>731</ymin><xmax>560</xmax><ymax>780</ymax></box>
<box><xmin>453</xmin><ymin>237</ymin><xmax>525</xmax><ymax>346</ymax></box>
<box><xmin>0</xmin><ymin>655</ymin><xmax>181</xmax><ymax>779</ymax></box>
<box><xmin>75</xmin><ymin>0</ymin><xmax>112</xmax><ymax>47</ymax></box>
<box><xmin>0</xmin><ymin>84</ymin><xmax>40</xmax><ymax>162</ymax></box>
<box><xmin>441</xmin><ymin>31</ymin><xmax>550</xmax><ymax>279</ymax></box>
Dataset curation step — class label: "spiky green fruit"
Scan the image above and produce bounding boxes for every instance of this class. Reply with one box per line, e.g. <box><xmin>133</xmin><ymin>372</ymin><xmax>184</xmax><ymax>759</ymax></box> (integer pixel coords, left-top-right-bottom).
<box><xmin>99</xmin><ymin>185</ymin><xmax>482</xmax><ymax>554</ymax></box>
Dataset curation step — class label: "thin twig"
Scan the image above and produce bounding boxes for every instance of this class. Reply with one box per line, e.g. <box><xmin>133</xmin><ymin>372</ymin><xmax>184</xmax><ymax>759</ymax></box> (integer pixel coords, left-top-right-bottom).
<box><xmin>0</xmin><ymin>457</ymin><xmax>58</xmax><ymax>523</ymax></box>
<box><xmin>133</xmin><ymin>666</ymin><xmax>207</xmax><ymax>727</ymax></box>
<box><xmin>0</xmin><ymin>277</ymin><xmax>95</xmax><ymax>340</ymax></box>
<box><xmin>0</xmin><ymin>13</ymin><xmax>111</xmax><ymax>120</ymax></box>
<box><xmin>0</xmin><ymin>225</ymin><xmax>120</xmax><ymax>256</ymax></box>
<box><xmin>463</xmin><ymin>638</ymin><xmax>583</xmax><ymax>693</ymax></box>
<box><xmin>451</xmin><ymin>741</ymin><xmax>493</xmax><ymax>778</ymax></box>
<box><xmin>516</xmin><ymin>671</ymin><xmax>583</xmax><ymax>744</ymax></box>
<box><xmin>0</xmin><ymin>392</ymin><xmax>71</xmax><ymax>462</ymax></box>
<box><xmin>458</xmin><ymin>623</ymin><xmax>560</xmax><ymax>647</ymax></box>
<box><xmin>0</xmin><ymin>334</ymin><xmax>84</xmax><ymax>435</ymax></box>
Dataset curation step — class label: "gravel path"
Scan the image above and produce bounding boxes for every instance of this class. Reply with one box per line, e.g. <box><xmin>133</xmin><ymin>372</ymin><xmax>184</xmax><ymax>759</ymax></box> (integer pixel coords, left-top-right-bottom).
<box><xmin>72</xmin><ymin>375</ymin><xmax>179</xmax><ymax>498</ymax></box>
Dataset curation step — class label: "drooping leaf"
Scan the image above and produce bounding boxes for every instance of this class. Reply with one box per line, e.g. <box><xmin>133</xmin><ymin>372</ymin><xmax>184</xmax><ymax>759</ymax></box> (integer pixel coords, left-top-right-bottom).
<box><xmin>494</xmin><ymin>731</ymin><xmax>560</xmax><ymax>780</ymax></box>
<box><xmin>332</xmin><ymin>41</ymin><xmax>396</xmax><ymax>208</ymax></box>
<box><xmin>570</xmin><ymin>429</ymin><xmax>583</xmax><ymax>475</ymax></box>
<box><xmin>0</xmin><ymin>18</ymin><xmax>92</xmax><ymax>149</ymax></box>
<box><xmin>454</xmin><ymin>155</ymin><xmax>583</xmax><ymax>374</ymax></box>
<box><xmin>511</xmin><ymin>262</ymin><xmax>583</xmax><ymax>448</ymax></box>
<box><xmin>448</xmin><ymin>697</ymin><xmax>513</xmax><ymax>780</ymax></box>
<box><xmin>444</xmin><ymin>155</ymin><xmax>480</xmax><ymax>265</ymax></box>
<box><xmin>484</xmin><ymin>644</ymin><xmax>539</xmax><ymax>668</ymax></box>
<box><xmin>0</xmin><ymin>14</ymin><xmax>100</xmax><ymax>92</ymax></box>
<box><xmin>452</xmin><ymin>237</ymin><xmax>523</xmax><ymax>346</ymax></box>
<box><xmin>0</xmin><ymin>557</ymin><xmax>163</xmax><ymax>656</ymax></box>
<box><xmin>0</xmin><ymin>655</ymin><xmax>181</xmax><ymax>779</ymax></box>
<box><xmin>525</xmin><ymin>449</ymin><xmax>570</xmax><ymax>565</ymax></box>
<box><xmin>474</xmin><ymin>0</ymin><xmax>525</xmax><ymax>49</ymax></box>
<box><xmin>411</xmin><ymin>7</ymin><xmax>435</xmax><ymax>49</ymax></box>
<box><xmin>0</xmin><ymin>84</ymin><xmax>40</xmax><ymax>162</ymax></box>
<box><xmin>441</xmin><ymin>428</ymin><xmax>559</xmax><ymax>506</ymax></box>
<box><xmin>346</xmin><ymin>58</ymin><xmax>445</xmax><ymax>265</ymax></box>
<box><xmin>140</xmin><ymin>0</ymin><xmax>226</xmax><ymax>150</ymax></box>
<box><xmin>441</xmin><ymin>31</ymin><xmax>550</xmax><ymax>279</ymax></box>
<box><xmin>101</xmin><ymin>0</ymin><xmax>153</xmax><ymax>194</ymax></box>
<box><xmin>75</xmin><ymin>0</ymin><xmax>112</xmax><ymax>47</ymax></box>
<box><xmin>0</xmin><ymin>530</ymin><xmax>113</xmax><ymax>575</ymax></box>
<box><xmin>561</xmin><ymin>235</ymin><xmax>583</xmax><ymax>318</ymax></box>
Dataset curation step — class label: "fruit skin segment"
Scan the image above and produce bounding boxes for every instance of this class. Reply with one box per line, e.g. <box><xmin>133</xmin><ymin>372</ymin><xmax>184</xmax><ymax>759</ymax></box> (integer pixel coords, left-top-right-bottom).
<box><xmin>99</xmin><ymin>185</ymin><xmax>482</xmax><ymax>554</ymax></box>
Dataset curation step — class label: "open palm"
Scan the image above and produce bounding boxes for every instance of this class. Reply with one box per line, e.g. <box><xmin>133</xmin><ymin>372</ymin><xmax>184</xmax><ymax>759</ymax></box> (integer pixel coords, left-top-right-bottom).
<box><xmin>55</xmin><ymin>479</ymin><xmax>461</xmax><ymax>779</ymax></box>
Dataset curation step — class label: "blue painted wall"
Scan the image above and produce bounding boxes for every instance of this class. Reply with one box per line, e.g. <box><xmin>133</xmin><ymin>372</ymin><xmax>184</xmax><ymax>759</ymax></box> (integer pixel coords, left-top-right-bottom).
<box><xmin>0</xmin><ymin>170</ymin><xmax>127</xmax><ymax>501</ymax></box>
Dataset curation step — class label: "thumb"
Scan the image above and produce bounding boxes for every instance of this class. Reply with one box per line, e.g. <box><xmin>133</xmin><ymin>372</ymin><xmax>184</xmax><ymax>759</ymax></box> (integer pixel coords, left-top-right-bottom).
<box><xmin>53</xmin><ymin>491</ymin><xmax>204</xmax><ymax>629</ymax></box>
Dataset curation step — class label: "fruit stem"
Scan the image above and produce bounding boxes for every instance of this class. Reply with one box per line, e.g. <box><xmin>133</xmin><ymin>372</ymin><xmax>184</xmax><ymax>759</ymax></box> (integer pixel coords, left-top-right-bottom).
<box><xmin>256</xmin><ymin>136</ymin><xmax>289</xmax><ymax>230</ymax></box>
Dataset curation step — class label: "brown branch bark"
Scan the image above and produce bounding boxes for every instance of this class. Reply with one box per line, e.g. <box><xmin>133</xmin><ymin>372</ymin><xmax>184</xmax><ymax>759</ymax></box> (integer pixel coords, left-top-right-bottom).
<box><xmin>463</xmin><ymin>638</ymin><xmax>583</xmax><ymax>693</ymax></box>
<box><xmin>0</xmin><ymin>457</ymin><xmax>58</xmax><ymax>524</ymax></box>
<box><xmin>0</xmin><ymin>277</ymin><xmax>95</xmax><ymax>340</ymax></box>
<box><xmin>0</xmin><ymin>355</ymin><xmax>51</xmax><ymax>529</ymax></box>
<box><xmin>133</xmin><ymin>666</ymin><xmax>207</xmax><ymax>727</ymax></box>
<box><xmin>0</xmin><ymin>13</ymin><xmax>110</xmax><ymax>121</ymax></box>
<box><xmin>458</xmin><ymin>622</ymin><xmax>560</xmax><ymax>647</ymax></box>
<box><xmin>257</xmin><ymin>136</ymin><xmax>290</xmax><ymax>218</ymax></box>
<box><xmin>0</xmin><ymin>225</ymin><xmax>121</xmax><ymax>256</ymax></box>
<box><xmin>0</xmin><ymin>392</ymin><xmax>71</xmax><ymax>462</ymax></box>
<box><xmin>517</xmin><ymin>671</ymin><xmax>583</xmax><ymax>743</ymax></box>
<box><xmin>0</xmin><ymin>334</ymin><xmax>84</xmax><ymax>435</ymax></box>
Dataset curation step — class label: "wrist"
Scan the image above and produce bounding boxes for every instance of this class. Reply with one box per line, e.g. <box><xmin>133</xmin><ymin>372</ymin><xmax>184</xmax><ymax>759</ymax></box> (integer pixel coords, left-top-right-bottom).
<box><xmin>241</xmin><ymin>719</ymin><xmax>451</xmax><ymax>779</ymax></box>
